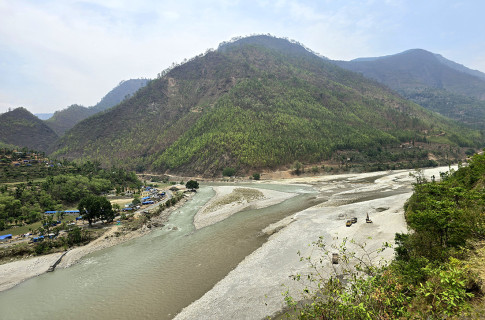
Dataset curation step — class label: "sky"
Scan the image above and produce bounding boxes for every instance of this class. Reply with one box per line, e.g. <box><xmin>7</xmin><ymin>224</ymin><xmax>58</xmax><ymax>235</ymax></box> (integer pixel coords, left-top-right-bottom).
<box><xmin>1</xmin><ymin>0</ymin><xmax>485</xmax><ymax>114</ymax></box>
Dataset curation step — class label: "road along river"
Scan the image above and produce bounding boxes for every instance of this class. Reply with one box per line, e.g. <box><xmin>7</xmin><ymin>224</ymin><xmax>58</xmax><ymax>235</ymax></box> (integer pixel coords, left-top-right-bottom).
<box><xmin>0</xmin><ymin>167</ymin><xmax>452</xmax><ymax>319</ymax></box>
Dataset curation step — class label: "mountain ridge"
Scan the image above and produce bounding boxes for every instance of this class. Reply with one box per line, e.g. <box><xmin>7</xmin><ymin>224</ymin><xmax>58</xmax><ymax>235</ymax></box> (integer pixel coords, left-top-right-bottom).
<box><xmin>51</xmin><ymin>35</ymin><xmax>483</xmax><ymax>175</ymax></box>
<box><xmin>333</xmin><ymin>49</ymin><xmax>485</xmax><ymax>128</ymax></box>
<box><xmin>45</xmin><ymin>78</ymin><xmax>150</xmax><ymax>136</ymax></box>
<box><xmin>0</xmin><ymin>107</ymin><xmax>58</xmax><ymax>151</ymax></box>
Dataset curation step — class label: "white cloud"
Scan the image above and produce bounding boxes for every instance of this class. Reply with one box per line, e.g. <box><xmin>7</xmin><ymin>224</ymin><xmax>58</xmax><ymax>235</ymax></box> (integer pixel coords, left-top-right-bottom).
<box><xmin>0</xmin><ymin>0</ymin><xmax>484</xmax><ymax>114</ymax></box>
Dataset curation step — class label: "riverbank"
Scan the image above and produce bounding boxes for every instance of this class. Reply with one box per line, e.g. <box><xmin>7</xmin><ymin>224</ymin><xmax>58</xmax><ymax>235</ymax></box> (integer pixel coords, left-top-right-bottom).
<box><xmin>0</xmin><ymin>192</ymin><xmax>194</xmax><ymax>292</ymax></box>
<box><xmin>194</xmin><ymin>186</ymin><xmax>296</xmax><ymax>229</ymax></box>
<box><xmin>175</xmin><ymin>166</ymin><xmax>454</xmax><ymax>319</ymax></box>
<box><xmin>0</xmin><ymin>166</ymin><xmax>455</xmax><ymax>316</ymax></box>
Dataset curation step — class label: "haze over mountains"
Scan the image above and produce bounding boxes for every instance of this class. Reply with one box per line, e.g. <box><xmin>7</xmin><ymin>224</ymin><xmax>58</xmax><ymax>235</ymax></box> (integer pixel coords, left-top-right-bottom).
<box><xmin>333</xmin><ymin>49</ymin><xmax>485</xmax><ymax>128</ymax></box>
<box><xmin>45</xmin><ymin>79</ymin><xmax>150</xmax><ymax>136</ymax></box>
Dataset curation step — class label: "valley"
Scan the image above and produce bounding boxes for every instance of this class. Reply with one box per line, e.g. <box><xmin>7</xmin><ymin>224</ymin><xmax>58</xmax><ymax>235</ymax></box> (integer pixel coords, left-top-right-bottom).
<box><xmin>1</xmin><ymin>32</ymin><xmax>484</xmax><ymax>319</ymax></box>
<box><xmin>0</xmin><ymin>166</ymin><xmax>453</xmax><ymax>319</ymax></box>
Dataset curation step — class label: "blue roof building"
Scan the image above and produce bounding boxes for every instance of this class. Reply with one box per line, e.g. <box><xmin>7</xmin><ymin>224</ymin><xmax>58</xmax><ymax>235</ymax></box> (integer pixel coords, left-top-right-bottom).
<box><xmin>0</xmin><ymin>234</ymin><xmax>13</xmax><ymax>241</ymax></box>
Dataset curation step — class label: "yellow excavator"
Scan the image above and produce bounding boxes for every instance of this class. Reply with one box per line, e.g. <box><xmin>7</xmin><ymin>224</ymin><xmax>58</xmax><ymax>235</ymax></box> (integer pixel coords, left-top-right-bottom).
<box><xmin>366</xmin><ymin>213</ymin><xmax>372</xmax><ymax>223</ymax></box>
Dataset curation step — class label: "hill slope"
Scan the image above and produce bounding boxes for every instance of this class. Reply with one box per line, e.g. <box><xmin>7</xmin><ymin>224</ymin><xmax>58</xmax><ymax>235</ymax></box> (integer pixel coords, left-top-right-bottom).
<box><xmin>90</xmin><ymin>78</ymin><xmax>150</xmax><ymax>113</ymax></box>
<box><xmin>333</xmin><ymin>50</ymin><xmax>485</xmax><ymax>128</ymax></box>
<box><xmin>45</xmin><ymin>104</ymin><xmax>95</xmax><ymax>136</ymax></box>
<box><xmin>0</xmin><ymin>107</ymin><xmax>58</xmax><ymax>151</ymax></box>
<box><xmin>45</xmin><ymin>79</ymin><xmax>150</xmax><ymax>136</ymax></box>
<box><xmin>51</xmin><ymin>36</ymin><xmax>483</xmax><ymax>175</ymax></box>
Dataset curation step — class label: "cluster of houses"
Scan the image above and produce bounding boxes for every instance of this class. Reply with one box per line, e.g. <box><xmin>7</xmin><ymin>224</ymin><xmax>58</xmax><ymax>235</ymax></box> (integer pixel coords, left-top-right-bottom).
<box><xmin>1</xmin><ymin>186</ymin><xmax>172</xmax><ymax>245</ymax></box>
<box><xmin>0</xmin><ymin>150</ymin><xmax>49</xmax><ymax>167</ymax></box>
<box><xmin>44</xmin><ymin>210</ymin><xmax>80</xmax><ymax>215</ymax></box>
<box><xmin>141</xmin><ymin>186</ymin><xmax>166</xmax><ymax>203</ymax></box>
<box><xmin>123</xmin><ymin>186</ymin><xmax>166</xmax><ymax>211</ymax></box>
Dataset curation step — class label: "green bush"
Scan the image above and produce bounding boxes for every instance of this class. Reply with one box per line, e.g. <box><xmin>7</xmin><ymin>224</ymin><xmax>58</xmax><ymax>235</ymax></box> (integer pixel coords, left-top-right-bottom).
<box><xmin>222</xmin><ymin>167</ymin><xmax>236</xmax><ymax>177</ymax></box>
<box><xmin>285</xmin><ymin>237</ymin><xmax>476</xmax><ymax>319</ymax></box>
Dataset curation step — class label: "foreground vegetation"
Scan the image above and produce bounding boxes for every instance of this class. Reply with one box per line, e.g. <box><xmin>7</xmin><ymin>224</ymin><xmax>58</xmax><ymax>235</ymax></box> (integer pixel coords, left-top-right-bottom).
<box><xmin>285</xmin><ymin>151</ymin><xmax>485</xmax><ymax>319</ymax></box>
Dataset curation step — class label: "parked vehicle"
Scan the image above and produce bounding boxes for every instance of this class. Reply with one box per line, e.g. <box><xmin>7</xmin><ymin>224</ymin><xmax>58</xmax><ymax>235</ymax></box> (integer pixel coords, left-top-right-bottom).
<box><xmin>366</xmin><ymin>213</ymin><xmax>373</xmax><ymax>223</ymax></box>
<box><xmin>346</xmin><ymin>220</ymin><xmax>352</xmax><ymax>227</ymax></box>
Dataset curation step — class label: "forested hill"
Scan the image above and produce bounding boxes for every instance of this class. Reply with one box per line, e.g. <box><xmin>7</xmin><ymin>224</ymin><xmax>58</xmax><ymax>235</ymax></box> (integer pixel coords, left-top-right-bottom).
<box><xmin>45</xmin><ymin>104</ymin><xmax>94</xmax><ymax>136</ymax></box>
<box><xmin>51</xmin><ymin>35</ymin><xmax>483</xmax><ymax>176</ymax></box>
<box><xmin>333</xmin><ymin>50</ymin><xmax>485</xmax><ymax>128</ymax></box>
<box><xmin>90</xmin><ymin>78</ymin><xmax>150</xmax><ymax>113</ymax></box>
<box><xmin>0</xmin><ymin>107</ymin><xmax>58</xmax><ymax>152</ymax></box>
<box><xmin>45</xmin><ymin>79</ymin><xmax>150</xmax><ymax>136</ymax></box>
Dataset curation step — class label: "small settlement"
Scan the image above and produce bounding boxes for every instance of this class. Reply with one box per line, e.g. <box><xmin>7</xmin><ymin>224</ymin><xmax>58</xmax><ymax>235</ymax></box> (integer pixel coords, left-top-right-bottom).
<box><xmin>0</xmin><ymin>184</ymin><xmax>174</xmax><ymax>247</ymax></box>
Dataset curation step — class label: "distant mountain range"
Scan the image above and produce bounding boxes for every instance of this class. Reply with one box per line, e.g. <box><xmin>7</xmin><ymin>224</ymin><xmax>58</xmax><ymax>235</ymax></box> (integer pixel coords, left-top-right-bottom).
<box><xmin>0</xmin><ymin>107</ymin><xmax>58</xmax><ymax>151</ymax></box>
<box><xmin>3</xmin><ymin>36</ymin><xmax>484</xmax><ymax>175</ymax></box>
<box><xmin>45</xmin><ymin>79</ymin><xmax>150</xmax><ymax>136</ymax></box>
<box><xmin>50</xmin><ymin>35</ymin><xmax>483</xmax><ymax>175</ymax></box>
<box><xmin>34</xmin><ymin>113</ymin><xmax>54</xmax><ymax>120</ymax></box>
<box><xmin>333</xmin><ymin>49</ymin><xmax>485</xmax><ymax>128</ymax></box>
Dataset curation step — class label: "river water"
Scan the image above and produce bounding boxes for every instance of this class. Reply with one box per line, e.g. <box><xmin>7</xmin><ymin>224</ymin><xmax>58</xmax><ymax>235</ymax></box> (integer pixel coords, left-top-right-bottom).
<box><xmin>0</xmin><ymin>183</ymin><xmax>320</xmax><ymax>319</ymax></box>
<box><xmin>2</xmin><ymin>166</ymin><xmax>450</xmax><ymax>319</ymax></box>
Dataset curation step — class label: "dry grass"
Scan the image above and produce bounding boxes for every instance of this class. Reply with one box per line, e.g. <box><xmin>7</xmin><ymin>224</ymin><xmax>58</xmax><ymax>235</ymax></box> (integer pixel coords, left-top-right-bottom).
<box><xmin>468</xmin><ymin>242</ymin><xmax>485</xmax><ymax>293</ymax></box>
<box><xmin>465</xmin><ymin>241</ymin><xmax>485</xmax><ymax>319</ymax></box>
<box><xmin>203</xmin><ymin>188</ymin><xmax>264</xmax><ymax>213</ymax></box>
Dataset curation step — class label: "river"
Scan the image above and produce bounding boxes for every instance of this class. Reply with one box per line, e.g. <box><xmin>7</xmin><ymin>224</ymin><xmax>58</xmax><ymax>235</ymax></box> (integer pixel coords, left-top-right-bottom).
<box><xmin>0</xmin><ymin>183</ymin><xmax>319</xmax><ymax>319</ymax></box>
<box><xmin>0</xmin><ymin>168</ymin><xmax>450</xmax><ymax>319</ymax></box>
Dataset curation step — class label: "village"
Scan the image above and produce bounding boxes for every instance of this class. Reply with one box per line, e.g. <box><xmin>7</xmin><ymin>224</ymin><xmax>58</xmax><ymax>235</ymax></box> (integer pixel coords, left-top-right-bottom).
<box><xmin>0</xmin><ymin>179</ymin><xmax>189</xmax><ymax>263</ymax></box>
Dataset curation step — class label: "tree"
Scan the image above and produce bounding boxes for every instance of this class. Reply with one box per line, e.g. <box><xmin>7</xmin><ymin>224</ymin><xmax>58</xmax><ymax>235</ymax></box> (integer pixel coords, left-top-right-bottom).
<box><xmin>78</xmin><ymin>195</ymin><xmax>114</xmax><ymax>226</ymax></box>
<box><xmin>252</xmin><ymin>173</ymin><xmax>260</xmax><ymax>180</ymax></box>
<box><xmin>112</xmin><ymin>203</ymin><xmax>121</xmax><ymax>212</ymax></box>
<box><xmin>132</xmin><ymin>194</ymin><xmax>141</xmax><ymax>206</ymax></box>
<box><xmin>185</xmin><ymin>180</ymin><xmax>199</xmax><ymax>190</ymax></box>
<box><xmin>222</xmin><ymin>167</ymin><xmax>235</xmax><ymax>177</ymax></box>
<box><xmin>99</xmin><ymin>198</ymin><xmax>115</xmax><ymax>223</ymax></box>
<box><xmin>292</xmin><ymin>161</ymin><xmax>304</xmax><ymax>175</ymax></box>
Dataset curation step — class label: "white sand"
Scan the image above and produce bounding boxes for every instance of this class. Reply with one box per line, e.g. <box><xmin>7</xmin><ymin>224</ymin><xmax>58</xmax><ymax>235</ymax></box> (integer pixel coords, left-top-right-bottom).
<box><xmin>175</xmin><ymin>166</ymin><xmax>456</xmax><ymax>319</ymax></box>
<box><xmin>193</xmin><ymin>186</ymin><xmax>296</xmax><ymax>229</ymax></box>
<box><xmin>0</xmin><ymin>252</ymin><xmax>64</xmax><ymax>292</ymax></box>
<box><xmin>175</xmin><ymin>193</ymin><xmax>410</xmax><ymax>320</ymax></box>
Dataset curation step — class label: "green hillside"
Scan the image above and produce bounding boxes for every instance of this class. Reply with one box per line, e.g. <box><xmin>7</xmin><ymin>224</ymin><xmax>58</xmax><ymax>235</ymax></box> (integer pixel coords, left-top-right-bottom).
<box><xmin>51</xmin><ymin>36</ymin><xmax>484</xmax><ymax>175</ymax></box>
<box><xmin>0</xmin><ymin>107</ymin><xmax>58</xmax><ymax>152</ymax></box>
<box><xmin>91</xmin><ymin>78</ymin><xmax>150</xmax><ymax>113</ymax></box>
<box><xmin>45</xmin><ymin>104</ymin><xmax>94</xmax><ymax>136</ymax></box>
<box><xmin>333</xmin><ymin>49</ymin><xmax>485</xmax><ymax>128</ymax></box>
<box><xmin>404</xmin><ymin>88</ymin><xmax>485</xmax><ymax>129</ymax></box>
<box><xmin>45</xmin><ymin>79</ymin><xmax>150</xmax><ymax>136</ymax></box>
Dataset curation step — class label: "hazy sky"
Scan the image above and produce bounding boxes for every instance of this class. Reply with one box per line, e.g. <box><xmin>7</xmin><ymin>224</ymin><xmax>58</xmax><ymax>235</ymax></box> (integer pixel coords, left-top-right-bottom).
<box><xmin>1</xmin><ymin>0</ymin><xmax>484</xmax><ymax>114</ymax></box>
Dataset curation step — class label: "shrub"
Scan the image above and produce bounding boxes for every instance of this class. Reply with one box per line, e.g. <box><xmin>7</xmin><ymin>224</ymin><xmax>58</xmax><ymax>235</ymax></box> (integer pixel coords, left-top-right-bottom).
<box><xmin>223</xmin><ymin>167</ymin><xmax>236</xmax><ymax>177</ymax></box>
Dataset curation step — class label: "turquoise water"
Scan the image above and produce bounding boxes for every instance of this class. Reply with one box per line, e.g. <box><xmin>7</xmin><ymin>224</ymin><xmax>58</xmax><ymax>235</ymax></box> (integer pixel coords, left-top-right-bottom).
<box><xmin>0</xmin><ymin>183</ymin><xmax>318</xmax><ymax>319</ymax></box>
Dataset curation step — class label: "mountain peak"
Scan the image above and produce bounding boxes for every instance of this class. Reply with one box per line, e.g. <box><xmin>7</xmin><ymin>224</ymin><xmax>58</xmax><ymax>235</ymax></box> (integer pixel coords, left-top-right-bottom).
<box><xmin>334</xmin><ymin>50</ymin><xmax>485</xmax><ymax>127</ymax></box>
<box><xmin>51</xmin><ymin>36</ymin><xmax>481</xmax><ymax>175</ymax></box>
<box><xmin>217</xmin><ymin>34</ymin><xmax>327</xmax><ymax>59</ymax></box>
<box><xmin>0</xmin><ymin>107</ymin><xmax>58</xmax><ymax>151</ymax></box>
